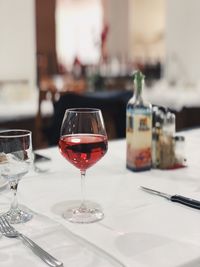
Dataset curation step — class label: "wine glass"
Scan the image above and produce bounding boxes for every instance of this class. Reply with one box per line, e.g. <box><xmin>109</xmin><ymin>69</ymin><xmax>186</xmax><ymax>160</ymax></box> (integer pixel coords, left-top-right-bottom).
<box><xmin>0</xmin><ymin>129</ymin><xmax>33</xmax><ymax>224</ymax></box>
<box><xmin>59</xmin><ymin>108</ymin><xmax>108</xmax><ymax>223</ymax></box>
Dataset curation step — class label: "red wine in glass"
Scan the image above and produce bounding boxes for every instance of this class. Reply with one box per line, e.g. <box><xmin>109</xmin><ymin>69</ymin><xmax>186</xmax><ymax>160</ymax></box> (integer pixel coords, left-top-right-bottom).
<box><xmin>59</xmin><ymin>134</ymin><xmax>107</xmax><ymax>170</ymax></box>
<box><xmin>59</xmin><ymin>108</ymin><xmax>108</xmax><ymax>223</ymax></box>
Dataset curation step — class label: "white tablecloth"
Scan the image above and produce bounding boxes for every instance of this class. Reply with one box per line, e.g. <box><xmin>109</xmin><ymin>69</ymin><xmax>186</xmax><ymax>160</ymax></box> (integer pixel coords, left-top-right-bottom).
<box><xmin>0</xmin><ymin>129</ymin><xmax>200</xmax><ymax>266</ymax></box>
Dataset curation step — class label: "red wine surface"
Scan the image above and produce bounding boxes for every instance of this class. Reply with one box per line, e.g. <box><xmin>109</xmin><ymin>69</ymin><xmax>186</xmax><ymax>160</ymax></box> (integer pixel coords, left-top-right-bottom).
<box><xmin>59</xmin><ymin>134</ymin><xmax>107</xmax><ymax>170</ymax></box>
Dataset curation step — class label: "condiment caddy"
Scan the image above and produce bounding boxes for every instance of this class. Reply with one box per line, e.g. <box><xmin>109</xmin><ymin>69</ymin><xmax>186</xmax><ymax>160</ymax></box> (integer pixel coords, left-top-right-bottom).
<box><xmin>126</xmin><ymin>71</ymin><xmax>186</xmax><ymax>171</ymax></box>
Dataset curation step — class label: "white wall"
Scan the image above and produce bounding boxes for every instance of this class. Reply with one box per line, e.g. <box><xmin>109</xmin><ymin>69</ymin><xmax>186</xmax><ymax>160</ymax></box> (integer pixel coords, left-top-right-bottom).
<box><xmin>0</xmin><ymin>0</ymin><xmax>36</xmax><ymax>89</ymax></box>
<box><xmin>129</xmin><ymin>0</ymin><xmax>165</xmax><ymax>62</ymax></box>
<box><xmin>106</xmin><ymin>0</ymin><xmax>130</xmax><ymax>60</ymax></box>
<box><xmin>105</xmin><ymin>0</ymin><xmax>165</xmax><ymax>63</ymax></box>
<box><xmin>165</xmin><ymin>0</ymin><xmax>200</xmax><ymax>84</ymax></box>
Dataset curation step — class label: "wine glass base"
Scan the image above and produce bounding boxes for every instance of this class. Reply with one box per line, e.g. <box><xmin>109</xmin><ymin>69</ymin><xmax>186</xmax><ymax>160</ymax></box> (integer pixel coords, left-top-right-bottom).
<box><xmin>5</xmin><ymin>207</ymin><xmax>33</xmax><ymax>224</ymax></box>
<box><xmin>63</xmin><ymin>206</ymin><xmax>104</xmax><ymax>223</ymax></box>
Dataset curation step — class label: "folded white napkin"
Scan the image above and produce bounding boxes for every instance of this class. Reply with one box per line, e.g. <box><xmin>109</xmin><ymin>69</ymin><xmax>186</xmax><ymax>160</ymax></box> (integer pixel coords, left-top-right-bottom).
<box><xmin>0</xmin><ymin>213</ymin><xmax>121</xmax><ymax>267</ymax></box>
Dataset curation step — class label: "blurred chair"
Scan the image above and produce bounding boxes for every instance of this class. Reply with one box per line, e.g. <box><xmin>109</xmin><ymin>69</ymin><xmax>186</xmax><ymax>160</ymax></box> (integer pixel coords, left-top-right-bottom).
<box><xmin>44</xmin><ymin>90</ymin><xmax>132</xmax><ymax>146</ymax></box>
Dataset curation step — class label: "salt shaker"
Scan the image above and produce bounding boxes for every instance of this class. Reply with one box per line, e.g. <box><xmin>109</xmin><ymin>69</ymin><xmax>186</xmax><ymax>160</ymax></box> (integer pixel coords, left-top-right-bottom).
<box><xmin>174</xmin><ymin>135</ymin><xmax>186</xmax><ymax>166</ymax></box>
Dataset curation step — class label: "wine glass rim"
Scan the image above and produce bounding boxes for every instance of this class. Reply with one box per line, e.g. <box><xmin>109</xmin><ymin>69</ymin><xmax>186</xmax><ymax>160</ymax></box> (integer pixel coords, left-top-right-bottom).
<box><xmin>66</xmin><ymin>108</ymin><xmax>101</xmax><ymax>113</ymax></box>
<box><xmin>0</xmin><ymin>129</ymin><xmax>32</xmax><ymax>138</ymax></box>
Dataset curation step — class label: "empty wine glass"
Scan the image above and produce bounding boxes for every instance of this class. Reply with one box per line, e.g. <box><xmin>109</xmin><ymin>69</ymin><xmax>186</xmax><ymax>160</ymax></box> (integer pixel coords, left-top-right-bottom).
<box><xmin>59</xmin><ymin>108</ymin><xmax>108</xmax><ymax>223</ymax></box>
<box><xmin>0</xmin><ymin>129</ymin><xmax>33</xmax><ymax>224</ymax></box>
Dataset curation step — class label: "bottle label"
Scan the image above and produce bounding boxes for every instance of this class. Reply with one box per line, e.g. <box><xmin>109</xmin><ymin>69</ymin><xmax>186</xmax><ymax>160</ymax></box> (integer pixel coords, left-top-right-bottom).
<box><xmin>126</xmin><ymin>109</ymin><xmax>152</xmax><ymax>170</ymax></box>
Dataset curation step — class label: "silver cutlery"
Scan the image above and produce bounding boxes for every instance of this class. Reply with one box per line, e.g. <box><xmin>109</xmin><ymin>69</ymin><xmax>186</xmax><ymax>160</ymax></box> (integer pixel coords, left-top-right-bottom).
<box><xmin>0</xmin><ymin>216</ymin><xmax>63</xmax><ymax>267</ymax></box>
<box><xmin>140</xmin><ymin>186</ymin><xmax>200</xmax><ymax>210</ymax></box>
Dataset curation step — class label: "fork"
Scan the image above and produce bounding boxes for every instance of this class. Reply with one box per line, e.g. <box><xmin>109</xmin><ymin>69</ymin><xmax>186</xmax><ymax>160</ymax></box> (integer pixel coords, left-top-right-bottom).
<box><xmin>0</xmin><ymin>216</ymin><xmax>63</xmax><ymax>267</ymax></box>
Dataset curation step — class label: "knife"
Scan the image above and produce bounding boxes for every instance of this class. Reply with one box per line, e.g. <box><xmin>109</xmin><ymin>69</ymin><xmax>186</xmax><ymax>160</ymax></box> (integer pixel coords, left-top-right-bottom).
<box><xmin>140</xmin><ymin>186</ymin><xmax>200</xmax><ymax>210</ymax></box>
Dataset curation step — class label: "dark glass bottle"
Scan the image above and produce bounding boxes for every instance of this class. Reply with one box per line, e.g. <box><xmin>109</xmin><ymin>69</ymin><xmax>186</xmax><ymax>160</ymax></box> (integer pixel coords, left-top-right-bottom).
<box><xmin>126</xmin><ymin>71</ymin><xmax>152</xmax><ymax>171</ymax></box>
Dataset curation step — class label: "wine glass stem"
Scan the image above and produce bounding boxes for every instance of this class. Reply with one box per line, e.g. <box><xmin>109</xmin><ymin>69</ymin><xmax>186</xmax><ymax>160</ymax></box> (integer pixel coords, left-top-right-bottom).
<box><xmin>10</xmin><ymin>180</ymin><xmax>19</xmax><ymax>211</ymax></box>
<box><xmin>80</xmin><ymin>170</ymin><xmax>86</xmax><ymax>210</ymax></box>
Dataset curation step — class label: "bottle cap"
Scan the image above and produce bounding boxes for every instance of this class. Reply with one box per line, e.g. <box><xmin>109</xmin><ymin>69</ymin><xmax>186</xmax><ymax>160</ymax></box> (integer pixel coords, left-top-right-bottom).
<box><xmin>133</xmin><ymin>70</ymin><xmax>145</xmax><ymax>82</ymax></box>
<box><xmin>133</xmin><ymin>71</ymin><xmax>145</xmax><ymax>91</ymax></box>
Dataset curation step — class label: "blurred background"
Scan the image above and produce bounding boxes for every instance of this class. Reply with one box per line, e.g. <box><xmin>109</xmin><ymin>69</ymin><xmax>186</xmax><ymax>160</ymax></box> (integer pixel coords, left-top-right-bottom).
<box><xmin>0</xmin><ymin>0</ymin><xmax>200</xmax><ymax>149</ymax></box>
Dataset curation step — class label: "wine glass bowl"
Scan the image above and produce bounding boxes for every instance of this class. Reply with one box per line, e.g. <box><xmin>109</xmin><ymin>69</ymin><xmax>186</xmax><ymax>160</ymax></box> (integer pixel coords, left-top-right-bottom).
<box><xmin>59</xmin><ymin>108</ymin><xmax>108</xmax><ymax>223</ymax></box>
<box><xmin>0</xmin><ymin>129</ymin><xmax>33</xmax><ymax>224</ymax></box>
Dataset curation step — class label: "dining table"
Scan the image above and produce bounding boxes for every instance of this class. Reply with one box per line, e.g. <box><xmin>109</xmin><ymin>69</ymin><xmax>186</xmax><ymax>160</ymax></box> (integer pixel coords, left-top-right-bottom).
<box><xmin>0</xmin><ymin>128</ymin><xmax>200</xmax><ymax>267</ymax></box>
